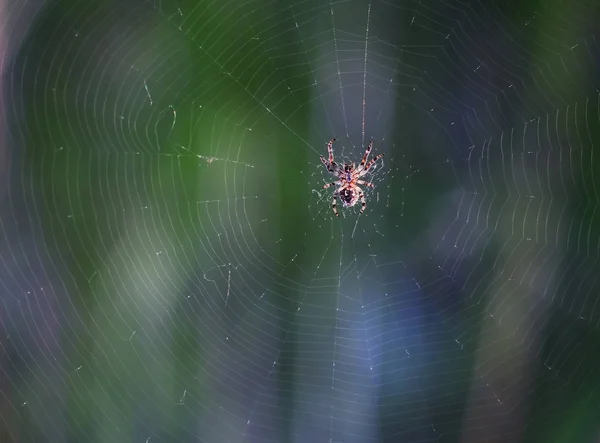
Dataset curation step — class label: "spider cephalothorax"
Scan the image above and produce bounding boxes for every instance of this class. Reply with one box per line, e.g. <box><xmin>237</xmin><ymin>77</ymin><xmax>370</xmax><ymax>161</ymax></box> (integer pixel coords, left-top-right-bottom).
<box><xmin>319</xmin><ymin>138</ymin><xmax>384</xmax><ymax>216</ymax></box>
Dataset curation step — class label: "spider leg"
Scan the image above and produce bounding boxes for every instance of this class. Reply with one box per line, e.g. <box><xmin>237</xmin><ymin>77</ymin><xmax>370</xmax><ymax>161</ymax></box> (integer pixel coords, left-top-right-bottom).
<box><xmin>320</xmin><ymin>156</ymin><xmax>339</xmax><ymax>174</ymax></box>
<box><xmin>332</xmin><ymin>192</ymin><xmax>339</xmax><ymax>216</ymax></box>
<box><xmin>326</xmin><ymin>138</ymin><xmax>336</xmax><ymax>163</ymax></box>
<box><xmin>359</xmin><ymin>140</ymin><xmax>373</xmax><ymax>170</ymax></box>
<box><xmin>320</xmin><ymin>138</ymin><xmax>339</xmax><ymax>173</ymax></box>
<box><xmin>359</xmin><ymin>153</ymin><xmax>384</xmax><ymax>176</ymax></box>
<box><xmin>324</xmin><ymin>181</ymin><xmax>341</xmax><ymax>189</ymax></box>
<box><xmin>355</xmin><ymin>187</ymin><xmax>367</xmax><ymax>214</ymax></box>
<box><xmin>357</xmin><ymin>179</ymin><xmax>375</xmax><ymax>188</ymax></box>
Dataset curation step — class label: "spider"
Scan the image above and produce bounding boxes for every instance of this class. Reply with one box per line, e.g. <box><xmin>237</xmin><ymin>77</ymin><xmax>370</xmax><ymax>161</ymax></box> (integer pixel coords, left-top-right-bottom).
<box><xmin>320</xmin><ymin>138</ymin><xmax>384</xmax><ymax>216</ymax></box>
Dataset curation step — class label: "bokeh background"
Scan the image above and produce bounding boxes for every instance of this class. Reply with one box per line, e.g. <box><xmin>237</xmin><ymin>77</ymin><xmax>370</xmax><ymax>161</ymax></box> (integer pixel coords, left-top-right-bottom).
<box><xmin>1</xmin><ymin>0</ymin><xmax>600</xmax><ymax>442</ymax></box>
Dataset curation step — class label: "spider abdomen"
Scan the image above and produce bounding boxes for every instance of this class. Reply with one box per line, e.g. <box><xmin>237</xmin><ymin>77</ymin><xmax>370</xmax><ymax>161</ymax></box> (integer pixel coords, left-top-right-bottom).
<box><xmin>340</xmin><ymin>188</ymin><xmax>357</xmax><ymax>206</ymax></box>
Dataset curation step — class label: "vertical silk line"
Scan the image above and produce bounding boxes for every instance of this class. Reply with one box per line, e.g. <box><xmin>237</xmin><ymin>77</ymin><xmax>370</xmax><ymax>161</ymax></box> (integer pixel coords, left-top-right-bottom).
<box><xmin>361</xmin><ymin>2</ymin><xmax>371</xmax><ymax>146</ymax></box>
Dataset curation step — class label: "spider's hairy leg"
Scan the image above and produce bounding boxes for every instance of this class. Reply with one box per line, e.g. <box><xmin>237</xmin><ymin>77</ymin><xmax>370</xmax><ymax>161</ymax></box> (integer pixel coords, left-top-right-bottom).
<box><xmin>359</xmin><ymin>140</ymin><xmax>373</xmax><ymax>170</ymax></box>
<box><xmin>360</xmin><ymin>153</ymin><xmax>384</xmax><ymax>176</ymax></box>
<box><xmin>324</xmin><ymin>181</ymin><xmax>341</xmax><ymax>189</ymax></box>
<box><xmin>320</xmin><ymin>156</ymin><xmax>338</xmax><ymax>174</ymax></box>
<box><xmin>320</xmin><ymin>155</ymin><xmax>329</xmax><ymax>169</ymax></box>
<box><xmin>326</xmin><ymin>138</ymin><xmax>336</xmax><ymax>164</ymax></box>
<box><xmin>357</xmin><ymin>188</ymin><xmax>367</xmax><ymax>214</ymax></box>
<box><xmin>332</xmin><ymin>192</ymin><xmax>339</xmax><ymax>216</ymax></box>
<box><xmin>357</xmin><ymin>180</ymin><xmax>375</xmax><ymax>188</ymax></box>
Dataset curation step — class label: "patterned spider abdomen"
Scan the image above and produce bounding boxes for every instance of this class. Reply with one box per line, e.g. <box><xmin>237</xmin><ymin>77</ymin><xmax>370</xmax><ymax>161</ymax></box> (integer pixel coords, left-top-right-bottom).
<box><xmin>340</xmin><ymin>188</ymin><xmax>355</xmax><ymax>206</ymax></box>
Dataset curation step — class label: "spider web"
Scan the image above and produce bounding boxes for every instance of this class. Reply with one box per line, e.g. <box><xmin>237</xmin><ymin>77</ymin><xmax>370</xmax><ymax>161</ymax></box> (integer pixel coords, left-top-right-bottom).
<box><xmin>2</xmin><ymin>0</ymin><xmax>600</xmax><ymax>442</ymax></box>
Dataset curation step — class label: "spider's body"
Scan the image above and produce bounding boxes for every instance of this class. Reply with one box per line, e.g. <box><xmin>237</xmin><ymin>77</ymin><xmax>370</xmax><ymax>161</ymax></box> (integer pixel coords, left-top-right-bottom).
<box><xmin>319</xmin><ymin>138</ymin><xmax>384</xmax><ymax>216</ymax></box>
<box><xmin>340</xmin><ymin>187</ymin><xmax>355</xmax><ymax>206</ymax></box>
